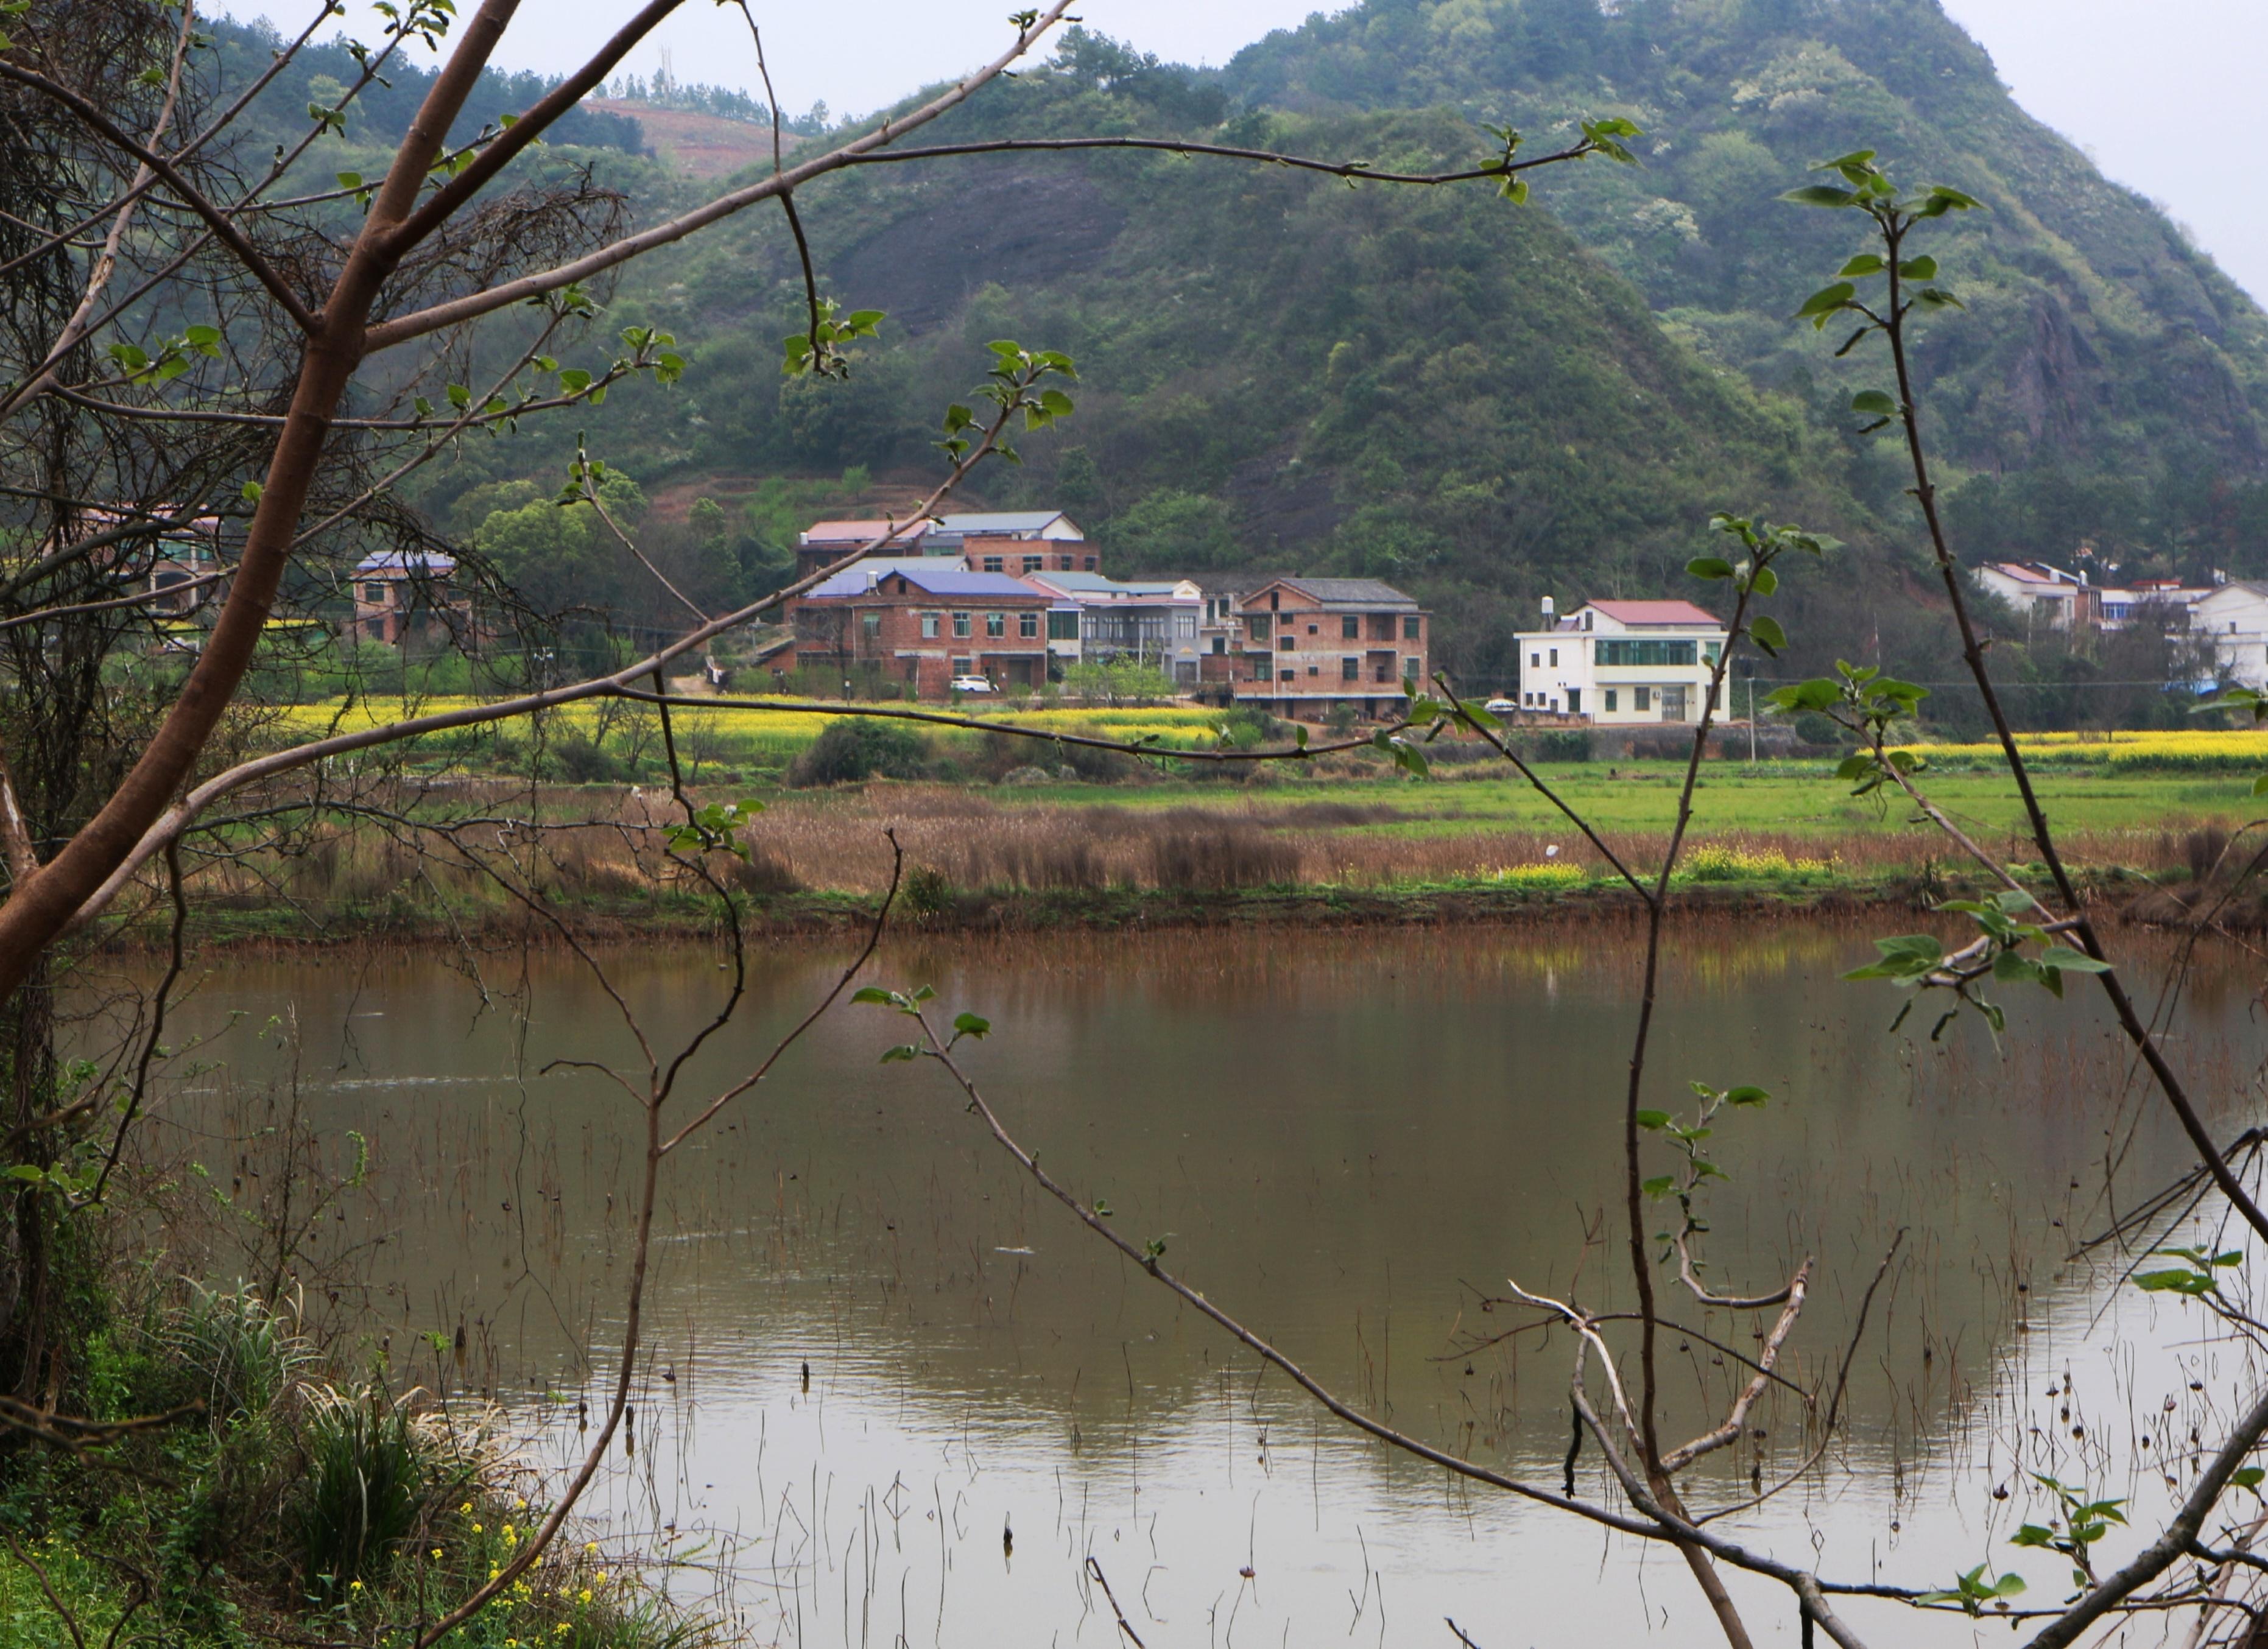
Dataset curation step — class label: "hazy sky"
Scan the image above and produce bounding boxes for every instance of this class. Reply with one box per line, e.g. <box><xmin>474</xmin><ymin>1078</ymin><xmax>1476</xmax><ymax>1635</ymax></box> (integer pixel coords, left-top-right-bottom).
<box><xmin>211</xmin><ymin>1</ymin><xmax>2268</xmax><ymax>300</ymax></box>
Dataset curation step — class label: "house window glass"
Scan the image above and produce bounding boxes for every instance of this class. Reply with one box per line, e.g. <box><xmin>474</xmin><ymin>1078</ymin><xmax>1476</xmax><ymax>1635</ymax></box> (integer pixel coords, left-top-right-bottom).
<box><xmin>1342</xmin><ymin>615</ymin><xmax>1360</xmax><ymax>639</ymax></box>
<box><xmin>1212</xmin><ymin>637</ymin><xmax>1225</xmax><ymax>655</ymax></box>
<box><xmin>362</xmin><ymin>583</ymin><xmax>387</xmax><ymax>605</ymax></box>
<box><xmin>1248</xmin><ymin>615</ymin><xmax>1271</xmax><ymax>641</ymax></box>
<box><xmin>1019</xmin><ymin>611</ymin><xmax>1039</xmax><ymax>638</ymax></box>
<box><xmin>983</xmin><ymin>556</ymin><xmax>1004</xmax><ymax>573</ymax></box>
<box><xmin>951</xmin><ymin>656</ymin><xmax>972</xmax><ymax>675</ymax></box>
<box><xmin>1048</xmin><ymin>611</ymin><xmax>1078</xmax><ymax>640</ymax></box>
<box><xmin>986</xmin><ymin>612</ymin><xmax>1005</xmax><ymax>638</ymax></box>
<box><xmin>1340</xmin><ymin>656</ymin><xmax>1359</xmax><ymax>681</ymax></box>
<box><xmin>1023</xmin><ymin>556</ymin><xmax>1043</xmax><ymax>573</ymax></box>
<box><xmin>920</xmin><ymin>613</ymin><xmax>940</xmax><ymax>638</ymax></box>
<box><xmin>1529</xmin><ymin>652</ymin><xmax>1540</xmax><ymax>668</ymax></box>
<box><xmin>1604</xmin><ymin>688</ymin><xmax>1618</xmax><ymax>712</ymax></box>
<box><xmin>861</xmin><ymin>612</ymin><xmax>882</xmax><ymax>639</ymax></box>
<box><xmin>1403</xmin><ymin>616</ymin><xmax>1421</xmax><ymax>641</ymax></box>
<box><xmin>1404</xmin><ymin>655</ymin><xmax>1421</xmax><ymax>680</ymax></box>
<box><xmin>1083</xmin><ymin>556</ymin><xmax>1097</xmax><ymax>571</ymax></box>
<box><xmin>1549</xmin><ymin>647</ymin><xmax>1558</xmax><ymax>667</ymax></box>
<box><xmin>1255</xmin><ymin>659</ymin><xmax>1272</xmax><ymax>681</ymax></box>
<box><xmin>1279</xmin><ymin>635</ymin><xmax>1294</xmax><ymax>651</ymax></box>
<box><xmin>1595</xmin><ymin>639</ymin><xmax>1699</xmax><ymax>667</ymax></box>
<box><xmin>952</xmin><ymin>612</ymin><xmax>971</xmax><ymax>638</ymax></box>
<box><xmin>1633</xmin><ymin>686</ymin><xmax>1652</xmax><ymax>711</ymax></box>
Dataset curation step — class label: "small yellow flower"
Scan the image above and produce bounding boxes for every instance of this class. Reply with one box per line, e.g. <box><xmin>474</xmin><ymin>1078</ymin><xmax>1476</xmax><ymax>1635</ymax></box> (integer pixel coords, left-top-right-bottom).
<box><xmin>488</xmin><ymin>1566</ymin><xmax>501</xmax><ymax>1581</ymax></box>
<box><xmin>583</xmin><ymin>1542</ymin><xmax>598</xmax><ymax>1555</ymax></box>
<box><xmin>472</xmin><ymin>1522</ymin><xmax>484</xmax><ymax>1533</ymax></box>
<box><xmin>460</xmin><ymin>1502</ymin><xmax>473</xmax><ymax>1514</ymax></box>
<box><xmin>578</xmin><ymin>1589</ymin><xmax>593</xmax><ymax>1606</ymax></box>
<box><xmin>594</xmin><ymin>1570</ymin><xmax>608</xmax><ymax>1584</ymax></box>
<box><xmin>349</xmin><ymin>1581</ymin><xmax>364</xmax><ymax>1594</ymax></box>
<box><xmin>555</xmin><ymin>1626</ymin><xmax>571</xmax><ymax>1638</ymax></box>
<box><xmin>506</xmin><ymin>1639</ymin><xmax>519</xmax><ymax>1647</ymax></box>
<box><xmin>431</xmin><ymin>1549</ymin><xmax>444</xmax><ymax>1561</ymax></box>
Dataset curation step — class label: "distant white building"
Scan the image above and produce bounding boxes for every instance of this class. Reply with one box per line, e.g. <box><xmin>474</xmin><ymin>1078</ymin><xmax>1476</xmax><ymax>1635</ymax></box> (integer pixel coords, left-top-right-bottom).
<box><xmin>1021</xmin><ymin>571</ymin><xmax>1203</xmax><ymax>683</ymax></box>
<box><xmin>2193</xmin><ymin>582</ymin><xmax>2268</xmax><ymax>689</ymax></box>
<box><xmin>1974</xmin><ymin>561</ymin><xmax>2098</xmax><ymax>629</ymax></box>
<box><xmin>1514</xmin><ymin>599</ymin><xmax>1727</xmax><ymax>724</ymax></box>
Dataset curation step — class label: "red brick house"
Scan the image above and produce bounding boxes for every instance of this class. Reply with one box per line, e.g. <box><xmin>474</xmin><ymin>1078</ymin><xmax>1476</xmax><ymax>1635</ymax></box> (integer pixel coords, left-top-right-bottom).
<box><xmin>1228</xmin><ymin>577</ymin><xmax>1429</xmax><ymax>720</ymax></box>
<box><xmin>791</xmin><ymin>564</ymin><xmax>1058</xmax><ymax>697</ymax></box>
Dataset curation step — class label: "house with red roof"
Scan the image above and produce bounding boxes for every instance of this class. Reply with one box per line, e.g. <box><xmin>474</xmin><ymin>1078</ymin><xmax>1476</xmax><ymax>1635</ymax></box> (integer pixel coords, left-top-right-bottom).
<box><xmin>1513</xmin><ymin>597</ymin><xmax>1728</xmax><ymax>724</ymax></box>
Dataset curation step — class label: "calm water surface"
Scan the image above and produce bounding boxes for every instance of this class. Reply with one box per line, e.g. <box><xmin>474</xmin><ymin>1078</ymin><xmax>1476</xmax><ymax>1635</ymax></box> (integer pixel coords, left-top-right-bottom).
<box><xmin>122</xmin><ymin>921</ymin><xmax>2268</xmax><ymax>1647</ymax></box>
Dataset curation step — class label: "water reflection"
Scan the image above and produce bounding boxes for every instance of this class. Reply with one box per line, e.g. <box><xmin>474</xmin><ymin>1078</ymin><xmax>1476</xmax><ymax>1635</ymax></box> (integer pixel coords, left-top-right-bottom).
<box><xmin>116</xmin><ymin>921</ymin><xmax>2268</xmax><ymax>1646</ymax></box>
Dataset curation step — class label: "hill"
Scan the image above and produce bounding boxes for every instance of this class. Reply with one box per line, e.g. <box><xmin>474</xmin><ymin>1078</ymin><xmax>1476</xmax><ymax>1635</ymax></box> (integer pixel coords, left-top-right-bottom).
<box><xmin>253</xmin><ymin>5</ymin><xmax>2266</xmax><ymax>712</ymax></box>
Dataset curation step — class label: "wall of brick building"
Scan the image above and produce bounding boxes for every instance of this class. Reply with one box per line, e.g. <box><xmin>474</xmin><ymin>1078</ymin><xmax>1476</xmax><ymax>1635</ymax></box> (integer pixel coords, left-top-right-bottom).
<box><xmin>793</xmin><ymin>590</ymin><xmax>1054</xmax><ymax>698</ymax></box>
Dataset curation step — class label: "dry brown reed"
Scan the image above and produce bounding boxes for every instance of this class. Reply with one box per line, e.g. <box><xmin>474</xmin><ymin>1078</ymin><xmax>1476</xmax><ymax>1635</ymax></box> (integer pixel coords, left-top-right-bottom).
<box><xmin>193</xmin><ymin>779</ymin><xmax>2210</xmax><ymax>913</ymax></box>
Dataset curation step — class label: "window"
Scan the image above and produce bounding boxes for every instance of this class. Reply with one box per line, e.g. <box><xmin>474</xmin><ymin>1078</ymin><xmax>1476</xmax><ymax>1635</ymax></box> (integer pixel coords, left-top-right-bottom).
<box><xmin>1082</xmin><ymin>556</ymin><xmax>1097</xmax><ymax>571</ymax></box>
<box><xmin>362</xmin><ymin>583</ymin><xmax>387</xmax><ymax>605</ymax></box>
<box><xmin>1404</xmin><ymin>655</ymin><xmax>1421</xmax><ymax>680</ymax></box>
<box><xmin>1018</xmin><ymin>611</ymin><xmax>1039</xmax><ymax>638</ymax></box>
<box><xmin>1633</xmin><ymin>686</ymin><xmax>1652</xmax><ymax>712</ymax></box>
<box><xmin>861</xmin><ymin>612</ymin><xmax>882</xmax><ymax>639</ymax></box>
<box><xmin>1307</xmin><ymin>664</ymin><xmax>1320</xmax><ymax>677</ymax></box>
<box><xmin>1403</xmin><ymin>615</ymin><xmax>1420</xmax><ymax>641</ymax></box>
<box><xmin>1595</xmin><ymin>639</ymin><xmax>1699</xmax><ymax>667</ymax></box>
<box><xmin>1279</xmin><ymin>635</ymin><xmax>1294</xmax><ymax>651</ymax></box>
<box><xmin>920</xmin><ymin>613</ymin><xmax>940</xmax><ymax>639</ymax></box>
<box><xmin>1211</xmin><ymin>637</ymin><xmax>1225</xmax><ymax>654</ymax></box>
<box><xmin>951</xmin><ymin>656</ymin><xmax>972</xmax><ymax>675</ymax></box>
<box><xmin>1255</xmin><ymin>659</ymin><xmax>1272</xmax><ymax>681</ymax></box>
<box><xmin>1306</xmin><ymin>623</ymin><xmax>1319</xmax><ymax>635</ymax></box>
<box><xmin>1566</xmin><ymin>687</ymin><xmax>1581</xmax><ymax>715</ymax></box>
<box><xmin>1703</xmin><ymin>641</ymin><xmax>1722</xmax><ymax>666</ymax></box>
<box><xmin>1604</xmin><ymin>688</ymin><xmax>1618</xmax><ymax>712</ymax></box>
<box><xmin>1342</xmin><ymin>615</ymin><xmax>1361</xmax><ymax>639</ymax></box>
<box><xmin>1340</xmin><ymin>656</ymin><xmax>1359</xmax><ymax>681</ymax></box>
<box><xmin>1057</xmin><ymin>555</ymin><xmax>1073</xmax><ymax>571</ymax></box>
<box><xmin>1048</xmin><ymin>610</ymin><xmax>1078</xmax><ymax>640</ymax></box>
<box><xmin>952</xmin><ymin>612</ymin><xmax>971</xmax><ymax>638</ymax></box>
<box><xmin>1269</xmin><ymin>591</ymin><xmax>1280</xmax><ymax>611</ymax></box>
<box><xmin>1529</xmin><ymin>652</ymin><xmax>1540</xmax><ymax>668</ymax></box>
<box><xmin>1023</xmin><ymin>556</ymin><xmax>1043</xmax><ymax>574</ymax></box>
<box><xmin>1661</xmin><ymin>685</ymin><xmax>1688</xmax><ymax>720</ymax></box>
<box><xmin>1248</xmin><ymin>614</ymin><xmax>1272</xmax><ymax>641</ymax></box>
<box><xmin>985</xmin><ymin>611</ymin><xmax>1005</xmax><ymax>638</ymax></box>
<box><xmin>1549</xmin><ymin>647</ymin><xmax>1558</xmax><ymax>667</ymax></box>
<box><xmin>983</xmin><ymin>556</ymin><xmax>1004</xmax><ymax>573</ymax></box>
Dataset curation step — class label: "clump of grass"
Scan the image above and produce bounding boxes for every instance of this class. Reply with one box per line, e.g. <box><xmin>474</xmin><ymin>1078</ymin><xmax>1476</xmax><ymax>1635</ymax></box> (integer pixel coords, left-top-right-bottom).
<box><xmin>294</xmin><ymin>1383</ymin><xmax>449</xmax><ymax>1598</ymax></box>
<box><xmin>1484</xmin><ymin>862</ymin><xmax>1588</xmax><ymax>890</ymax></box>
<box><xmin>1676</xmin><ymin>843</ymin><xmax>1831</xmax><ymax>882</ymax></box>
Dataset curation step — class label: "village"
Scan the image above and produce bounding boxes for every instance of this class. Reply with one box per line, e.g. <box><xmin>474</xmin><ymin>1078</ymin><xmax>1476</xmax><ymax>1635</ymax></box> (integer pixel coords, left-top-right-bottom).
<box><xmin>329</xmin><ymin>513</ymin><xmax>2268</xmax><ymax>730</ymax></box>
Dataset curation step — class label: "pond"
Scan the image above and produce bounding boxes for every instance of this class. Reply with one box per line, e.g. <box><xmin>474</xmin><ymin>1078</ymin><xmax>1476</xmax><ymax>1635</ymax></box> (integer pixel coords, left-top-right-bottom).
<box><xmin>121</xmin><ymin>916</ymin><xmax>2268</xmax><ymax>1647</ymax></box>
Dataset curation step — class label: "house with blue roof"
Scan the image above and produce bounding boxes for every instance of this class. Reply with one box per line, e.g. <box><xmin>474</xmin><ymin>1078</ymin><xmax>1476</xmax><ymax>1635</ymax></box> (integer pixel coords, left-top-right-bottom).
<box><xmin>787</xmin><ymin>563</ymin><xmax>1060</xmax><ymax>696</ymax></box>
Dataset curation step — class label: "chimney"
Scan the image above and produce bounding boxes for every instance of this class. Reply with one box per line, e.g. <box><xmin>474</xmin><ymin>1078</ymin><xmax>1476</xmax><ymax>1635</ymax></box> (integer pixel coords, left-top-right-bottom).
<box><xmin>1541</xmin><ymin>594</ymin><xmax>1556</xmax><ymax>622</ymax></box>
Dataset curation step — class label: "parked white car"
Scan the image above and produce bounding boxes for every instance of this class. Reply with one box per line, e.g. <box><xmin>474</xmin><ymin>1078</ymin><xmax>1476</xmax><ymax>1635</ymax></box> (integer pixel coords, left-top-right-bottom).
<box><xmin>950</xmin><ymin>675</ymin><xmax>997</xmax><ymax>695</ymax></box>
<box><xmin>1483</xmin><ymin>697</ymin><xmax>1519</xmax><ymax>716</ymax></box>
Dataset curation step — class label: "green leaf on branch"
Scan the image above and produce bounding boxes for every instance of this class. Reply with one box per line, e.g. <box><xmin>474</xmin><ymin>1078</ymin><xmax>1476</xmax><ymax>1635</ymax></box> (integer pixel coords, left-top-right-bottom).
<box><xmin>1686</xmin><ymin>555</ymin><xmax>1735</xmax><ymax>581</ymax></box>
<box><xmin>1749</xmin><ymin>614</ymin><xmax>1786</xmax><ymax>656</ymax></box>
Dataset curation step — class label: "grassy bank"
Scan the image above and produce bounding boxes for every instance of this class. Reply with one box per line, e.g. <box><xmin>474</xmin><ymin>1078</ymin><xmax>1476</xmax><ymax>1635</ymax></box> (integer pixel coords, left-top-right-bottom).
<box><xmin>122</xmin><ymin>758</ymin><xmax>2253</xmax><ymax>949</ymax></box>
<box><xmin>1</xmin><ymin>1285</ymin><xmax>702</xmax><ymax>1649</ymax></box>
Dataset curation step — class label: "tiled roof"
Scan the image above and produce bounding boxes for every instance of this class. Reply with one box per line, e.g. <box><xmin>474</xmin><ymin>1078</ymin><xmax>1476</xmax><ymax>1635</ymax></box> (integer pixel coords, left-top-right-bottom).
<box><xmin>799</xmin><ymin>518</ymin><xmax>934</xmax><ymax>546</ymax></box>
<box><xmin>939</xmin><ymin>510</ymin><xmax>1076</xmax><ymax>535</ymax></box>
<box><xmin>1273</xmin><ymin>577</ymin><xmax>1418</xmax><ymax>607</ymax></box>
<box><xmin>1588</xmin><ymin>599</ymin><xmax>1722</xmax><ymax>627</ymax></box>
<box><xmin>805</xmin><ymin>558</ymin><xmax>936</xmax><ymax>597</ymax></box>
<box><xmin>808</xmin><ymin>566</ymin><xmax>1046</xmax><ymax>600</ymax></box>
<box><xmin>355</xmin><ymin>550</ymin><xmax>456</xmax><ymax>575</ymax></box>
<box><xmin>1025</xmin><ymin>572</ymin><xmax>1191</xmax><ymax>599</ymax></box>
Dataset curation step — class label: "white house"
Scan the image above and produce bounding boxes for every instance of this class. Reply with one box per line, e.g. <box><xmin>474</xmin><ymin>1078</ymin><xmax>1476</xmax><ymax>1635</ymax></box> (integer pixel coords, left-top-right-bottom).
<box><xmin>2193</xmin><ymin>582</ymin><xmax>2268</xmax><ymax>688</ymax></box>
<box><xmin>1974</xmin><ymin>561</ymin><xmax>2099</xmax><ymax>630</ymax></box>
<box><xmin>1020</xmin><ymin>571</ymin><xmax>1203</xmax><ymax>683</ymax></box>
<box><xmin>1514</xmin><ymin>598</ymin><xmax>1727</xmax><ymax>724</ymax></box>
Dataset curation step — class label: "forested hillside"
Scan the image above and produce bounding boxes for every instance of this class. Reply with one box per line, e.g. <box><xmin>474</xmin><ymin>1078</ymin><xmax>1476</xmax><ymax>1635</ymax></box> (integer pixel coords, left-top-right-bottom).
<box><xmin>226</xmin><ymin>2</ymin><xmax>2268</xmax><ymax>693</ymax></box>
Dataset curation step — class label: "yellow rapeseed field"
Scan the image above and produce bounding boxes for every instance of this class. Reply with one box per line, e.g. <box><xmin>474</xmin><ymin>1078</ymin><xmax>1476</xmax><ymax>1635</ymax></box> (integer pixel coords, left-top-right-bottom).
<box><xmin>258</xmin><ymin>696</ymin><xmax>1229</xmax><ymax>762</ymax></box>
<box><xmin>1896</xmin><ymin>728</ymin><xmax>2268</xmax><ymax>770</ymax></box>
